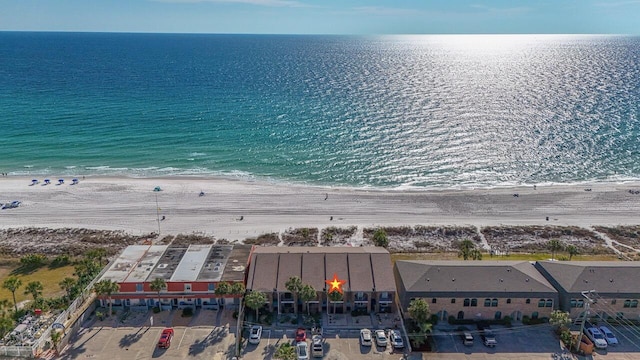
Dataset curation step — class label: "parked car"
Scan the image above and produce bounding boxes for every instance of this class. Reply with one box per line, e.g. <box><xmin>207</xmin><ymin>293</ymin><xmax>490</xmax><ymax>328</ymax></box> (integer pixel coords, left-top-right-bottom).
<box><xmin>249</xmin><ymin>325</ymin><xmax>262</xmax><ymax>345</ymax></box>
<box><xmin>585</xmin><ymin>327</ymin><xmax>608</xmax><ymax>349</ymax></box>
<box><xmin>157</xmin><ymin>328</ymin><xmax>174</xmax><ymax>348</ymax></box>
<box><xmin>295</xmin><ymin>328</ymin><xmax>307</xmax><ymax>342</ymax></box>
<box><xmin>374</xmin><ymin>329</ymin><xmax>388</xmax><ymax>347</ymax></box>
<box><xmin>360</xmin><ymin>329</ymin><xmax>372</xmax><ymax>346</ymax></box>
<box><xmin>458</xmin><ymin>327</ymin><xmax>474</xmax><ymax>346</ymax></box>
<box><xmin>389</xmin><ymin>330</ymin><xmax>404</xmax><ymax>349</ymax></box>
<box><xmin>311</xmin><ymin>335</ymin><xmax>323</xmax><ymax>358</ymax></box>
<box><xmin>599</xmin><ymin>326</ymin><xmax>618</xmax><ymax>345</ymax></box>
<box><xmin>477</xmin><ymin>324</ymin><xmax>496</xmax><ymax>347</ymax></box>
<box><xmin>296</xmin><ymin>341</ymin><xmax>309</xmax><ymax>360</ymax></box>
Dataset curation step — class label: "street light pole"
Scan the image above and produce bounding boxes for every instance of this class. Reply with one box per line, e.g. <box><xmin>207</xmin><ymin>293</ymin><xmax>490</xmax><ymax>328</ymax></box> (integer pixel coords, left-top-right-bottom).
<box><xmin>155</xmin><ymin>193</ymin><xmax>161</xmax><ymax>236</ymax></box>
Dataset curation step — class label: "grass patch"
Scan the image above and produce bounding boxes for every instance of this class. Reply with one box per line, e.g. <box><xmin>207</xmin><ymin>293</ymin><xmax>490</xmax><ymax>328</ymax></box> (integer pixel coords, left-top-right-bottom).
<box><xmin>0</xmin><ymin>260</ymin><xmax>75</xmax><ymax>304</ymax></box>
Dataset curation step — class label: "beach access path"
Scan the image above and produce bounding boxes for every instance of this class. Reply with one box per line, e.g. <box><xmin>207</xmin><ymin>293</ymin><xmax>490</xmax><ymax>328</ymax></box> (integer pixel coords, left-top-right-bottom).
<box><xmin>1</xmin><ymin>176</ymin><xmax>639</xmax><ymax>242</ymax></box>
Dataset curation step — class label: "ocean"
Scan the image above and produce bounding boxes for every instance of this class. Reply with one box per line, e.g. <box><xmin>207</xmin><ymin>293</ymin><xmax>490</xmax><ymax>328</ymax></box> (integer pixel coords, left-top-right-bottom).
<box><xmin>0</xmin><ymin>33</ymin><xmax>639</xmax><ymax>189</ymax></box>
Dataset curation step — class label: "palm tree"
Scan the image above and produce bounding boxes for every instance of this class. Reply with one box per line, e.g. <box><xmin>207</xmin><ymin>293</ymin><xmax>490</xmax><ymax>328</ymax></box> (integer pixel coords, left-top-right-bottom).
<box><xmin>59</xmin><ymin>277</ymin><xmax>77</xmax><ymax>300</ymax></box>
<box><xmin>214</xmin><ymin>281</ymin><xmax>232</xmax><ymax>296</ymax></box>
<box><xmin>94</xmin><ymin>279</ymin><xmax>120</xmax><ymax>317</ymax></box>
<box><xmin>408</xmin><ymin>298</ymin><xmax>430</xmax><ymax>324</ymax></box>
<box><xmin>566</xmin><ymin>245</ymin><xmax>579</xmax><ymax>260</ymax></box>
<box><xmin>244</xmin><ymin>291</ymin><xmax>267</xmax><ymax>321</ymax></box>
<box><xmin>24</xmin><ymin>281</ymin><xmax>44</xmax><ymax>302</ymax></box>
<box><xmin>50</xmin><ymin>330</ymin><xmax>63</xmax><ymax>355</ymax></box>
<box><xmin>327</xmin><ymin>290</ymin><xmax>343</xmax><ymax>314</ymax></box>
<box><xmin>285</xmin><ymin>276</ymin><xmax>303</xmax><ymax>314</ymax></box>
<box><xmin>2</xmin><ymin>276</ymin><xmax>22</xmax><ymax>312</ymax></box>
<box><xmin>149</xmin><ymin>278</ymin><xmax>166</xmax><ymax>309</ymax></box>
<box><xmin>85</xmin><ymin>248</ymin><xmax>108</xmax><ymax>266</ymax></box>
<box><xmin>230</xmin><ymin>282</ymin><xmax>245</xmax><ymax>295</ymax></box>
<box><xmin>298</xmin><ymin>284</ymin><xmax>317</xmax><ymax>315</ymax></box>
<box><xmin>469</xmin><ymin>248</ymin><xmax>483</xmax><ymax>260</ymax></box>
<box><xmin>548</xmin><ymin>239</ymin><xmax>564</xmax><ymax>261</ymax></box>
<box><xmin>0</xmin><ymin>317</ymin><xmax>15</xmax><ymax>339</ymax></box>
<box><xmin>457</xmin><ymin>239</ymin><xmax>475</xmax><ymax>260</ymax></box>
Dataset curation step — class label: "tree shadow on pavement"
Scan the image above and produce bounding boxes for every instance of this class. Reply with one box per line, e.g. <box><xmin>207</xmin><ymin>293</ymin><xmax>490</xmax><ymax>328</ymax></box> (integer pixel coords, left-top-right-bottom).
<box><xmin>187</xmin><ymin>327</ymin><xmax>227</xmax><ymax>356</ymax></box>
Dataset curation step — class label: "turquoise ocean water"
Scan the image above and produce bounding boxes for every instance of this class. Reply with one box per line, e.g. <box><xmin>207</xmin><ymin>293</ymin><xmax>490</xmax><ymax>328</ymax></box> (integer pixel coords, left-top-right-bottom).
<box><xmin>1</xmin><ymin>33</ymin><xmax>639</xmax><ymax>189</ymax></box>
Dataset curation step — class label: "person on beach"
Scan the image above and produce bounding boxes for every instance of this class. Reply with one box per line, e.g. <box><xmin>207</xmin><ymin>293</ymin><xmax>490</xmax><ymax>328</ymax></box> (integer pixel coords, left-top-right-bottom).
<box><xmin>324</xmin><ymin>193</ymin><xmax>328</xmax><ymax>200</ymax></box>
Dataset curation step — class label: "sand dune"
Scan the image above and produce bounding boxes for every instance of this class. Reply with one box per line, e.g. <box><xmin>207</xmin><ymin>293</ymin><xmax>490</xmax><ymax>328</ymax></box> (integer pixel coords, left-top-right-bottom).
<box><xmin>1</xmin><ymin>176</ymin><xmax>640</xmax><ymax>242</ymax></box>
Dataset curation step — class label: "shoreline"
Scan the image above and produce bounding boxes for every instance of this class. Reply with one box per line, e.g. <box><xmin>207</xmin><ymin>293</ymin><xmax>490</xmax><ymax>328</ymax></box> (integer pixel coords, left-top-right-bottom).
<box><xmin>1</xmin><ymin>176</ymin><xmax>640</xmax><ymax>243</ymax></box>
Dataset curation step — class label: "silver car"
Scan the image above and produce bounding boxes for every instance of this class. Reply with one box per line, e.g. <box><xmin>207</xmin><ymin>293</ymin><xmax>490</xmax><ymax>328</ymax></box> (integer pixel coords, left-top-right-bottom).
<box><xmin>374</xmin><ymin>329</ymin><xmax>388</xmax><ymax>347</ymax></box>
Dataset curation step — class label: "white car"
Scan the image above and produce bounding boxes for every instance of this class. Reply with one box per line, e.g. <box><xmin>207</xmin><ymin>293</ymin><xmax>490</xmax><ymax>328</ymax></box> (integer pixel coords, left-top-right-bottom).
<box><xmin>374</xmin><ymin>329</ymin><xmax>387</xmax><ymax>347</ymax></box>
<box><xmin>248</xmin><ymin>325</ymin><xmax>262</xmax><ymax>344</ymax></box>
<box><xmin>585</xmin><ymin>327</ymin><xmax>608</xmax><ymax>349</ymax></box>
<box><xmin>389</xmin><ymin>330</ymin><xmax>404</xmax><ymax>349</ymax></box>
<box><xmin>296</xmin><ymin>341</ymin><xmax>309</xmax><ymax>360</ymax></box>
<box><xmin>599</xmin><ymin>326</ymin><xmax>618</xmax><ymax>345</ymax></box>
<box><xmin>360</xmin><ymin>329</ymin><xmax>372</xmax><ymax>346</ymax></box>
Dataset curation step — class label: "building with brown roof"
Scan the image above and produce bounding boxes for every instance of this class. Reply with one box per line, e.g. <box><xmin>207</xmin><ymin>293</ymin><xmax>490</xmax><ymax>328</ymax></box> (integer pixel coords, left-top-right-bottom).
<box><xmin>394</xmin><ymin>260</ymin><xmax>559</xmax><ymax>322</ymax></box>
<box><xmin>535</xmin><ymin>261</ymin><xmax>640</xmax><ymax>320</ymax></box>
<box><xmin>246</xmin><ymin>247</ymin><xmax>396</xmax><ymax>315</ymax></box>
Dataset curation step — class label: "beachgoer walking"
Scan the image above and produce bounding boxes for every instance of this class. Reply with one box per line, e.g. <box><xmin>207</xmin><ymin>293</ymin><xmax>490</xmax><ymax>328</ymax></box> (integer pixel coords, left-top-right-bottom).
<box><xmin>324</xmin><ymin>193</ymin><xmax>328</xmax><ymax>200</ymax></box>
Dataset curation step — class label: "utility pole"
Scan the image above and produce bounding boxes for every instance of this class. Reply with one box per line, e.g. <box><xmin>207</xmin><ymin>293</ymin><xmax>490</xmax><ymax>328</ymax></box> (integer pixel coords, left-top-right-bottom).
<box><xmin>576</xmin><ymin>290</ymin><xmax>596</xmax><ymax>353</ymax></box>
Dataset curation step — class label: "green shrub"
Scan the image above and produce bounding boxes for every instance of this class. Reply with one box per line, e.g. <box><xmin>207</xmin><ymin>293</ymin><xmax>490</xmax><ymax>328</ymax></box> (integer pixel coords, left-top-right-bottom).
<box><xmin>430</xmin><ymin>314</ymin><xmax>439</xmax><ymax>325</ymax></box>
<box><xmin>152</xmin><ymin>306</ymin><xmax>161</xmax><ymax>313</ymax></box>
<box><xmin>51</xmin><ymin>254</ymin><xmax>71</xmax><ymax>267</ymax></box>
<box><xmin>181</xmin><ymin>307</ymin><xmax>193</xmax><ymax>317</ymax></box>
<box><xmin>232</xmin><ymin>310</ymin><xmax>239</xmax><ymax>319</ymax></box>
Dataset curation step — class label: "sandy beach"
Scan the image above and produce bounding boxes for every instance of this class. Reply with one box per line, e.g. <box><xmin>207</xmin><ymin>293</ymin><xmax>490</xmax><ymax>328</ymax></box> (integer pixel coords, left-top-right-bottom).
<box><xmin>1</xmin><ymin>176</ymin><xmax>640</xmax><ymax>243</ymax></box>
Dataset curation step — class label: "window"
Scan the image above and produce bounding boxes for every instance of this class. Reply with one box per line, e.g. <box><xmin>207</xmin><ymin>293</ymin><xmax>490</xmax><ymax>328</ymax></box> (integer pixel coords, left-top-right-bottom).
<box><xmin>570</xmin><ymin>299</ymin><xmax>577</xmax><ymax>308</ymax></box>
<box><xmin>185</xmin><ymin>284</ymin><xmax>192</xmax><ymax>292</ymax></box>
<box><xmin>632</xmin><ymin>300</ymin><xmax>638</xmax><ymax>308</ymax></box>
<box><xmin>491</xmin><ymin>299</ymin><xmax>498</xmax><ymax>307</ymax></box>
<box><xmin>208</xmin><ymin>283</ymin><xmax>215</xmax><ymax>291</ymax></box>
<box><xmin>611</xmin><ymin>299</ymin><xmax>617</xmax><ymax>305</ymax></box>
<box><xmin>546</xmin><ymin>299</ymin><xmax>553</xmax><ymax>308</ymax></box>
<box><xmin>526</xmin><ymin>299</ymin><xmax>531</xmax><ymax>304</ymax></box>
<box><xmin>577</xmin><ymin>300</ymin><xmax>584</xmax><ymax>308</ymax></box>
<box><xmin>616</xmin><ymin>312</ymin><xmax>624</xmax><ymax>320</ymax></box>
<box><xmin>136</xmin><ymin>284</ymin><xmax>143</xmax><ymax>292</ymax></box>
<box><xmin>506</xmin><ymin>298</ymin><xmax>511</xmax><ymax>304</ymax></box>
<box><xmin>484</xmin><ymin>298</ymin><xmax>491</xmax><ymax>307</ymax></box>
<box><xmin>464</xmin><ymin>298</ymin><xmax>470</xmax><ymax>307</ymax></box>
<box><xmin>532</xmin><ymin>311</ymin><xmax>539</xmax><ymax>319</ymax></box>
<box><xmin>624</xmin><ymin>300</ymin><xmax>631</xmax><ymax>308</ymax></box>
<box><xmin>432</xmin><ymin>298</ymin><xmax>437</xmax><ymax>304</ymax></box>
<box><xmin>538</xmin><ymin>299</ymin><xmax>546</xmax><ymax>308</ymax></box>
<box><xmin>451</xmin><ymin>298</ymin><xmax>456</xmax><ymax>304</ymax></box>
<box><xmin>470</xmin><ymin>298</ymin><xmax>478</xmax><ymax>307</ymax></box>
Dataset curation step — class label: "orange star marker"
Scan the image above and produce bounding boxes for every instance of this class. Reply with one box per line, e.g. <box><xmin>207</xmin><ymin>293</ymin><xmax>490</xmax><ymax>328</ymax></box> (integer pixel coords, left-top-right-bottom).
<box><xmin>325</xmin><ymin>273</ymin><xmax>347</xmax><ymax>294</ymax></box>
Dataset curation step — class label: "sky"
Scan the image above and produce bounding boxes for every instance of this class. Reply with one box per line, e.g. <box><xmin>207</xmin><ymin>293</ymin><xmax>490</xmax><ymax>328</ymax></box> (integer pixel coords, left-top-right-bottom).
<box><xmin>0</xmin><ymin>0</ymin><xmax>639</xmax><ymax>35</ymax></box>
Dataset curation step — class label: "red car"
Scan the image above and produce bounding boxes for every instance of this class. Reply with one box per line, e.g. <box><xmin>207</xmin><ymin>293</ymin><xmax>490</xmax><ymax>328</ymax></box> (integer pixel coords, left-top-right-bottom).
<box><xmin>158</xmin><ymin>328</ymin><xmax>174</xmax><ymax>348</ymax></box>
<box><xmin>295</xmin><ymin>328</ymin><xmax>306</xmax><ymax>342</ymax></box>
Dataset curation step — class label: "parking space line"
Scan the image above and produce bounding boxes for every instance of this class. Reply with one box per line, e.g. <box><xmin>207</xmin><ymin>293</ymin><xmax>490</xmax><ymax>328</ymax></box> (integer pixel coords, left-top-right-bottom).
<box><xmin>177</xmin><ymin>328</ymin><xmax>187</xmax><ymax>349</ymax></box>
<box><xmin>100</xmin><ymin>328</ymin><xmax>116</xmax><ymax>353</ymax></box>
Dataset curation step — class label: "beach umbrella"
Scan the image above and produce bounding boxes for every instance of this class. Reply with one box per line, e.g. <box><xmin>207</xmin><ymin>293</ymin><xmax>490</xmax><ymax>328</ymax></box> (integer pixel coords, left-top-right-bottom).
<box><xmin>31</xmin><ymin>179</ymin><xmax>38</xmax><ymax>184</ymax></box>
<box><xmin>44</xmin><ymin>179</ymin><xmax>51</xmax><ymax>184</ymax></box>
<box><xmin>154</xmin><ymin>186</ymin><xmax>162</xmax><ymax>192</ymax></box>
<box><xmin>71</xmin><ymin>178</ymin><xmax>79</xmax><ymax>185</ymax></box>
<box><xmin>58</xmin><ymin>179</ymin><xmax>64</xmax><ymax>184</ymax></box>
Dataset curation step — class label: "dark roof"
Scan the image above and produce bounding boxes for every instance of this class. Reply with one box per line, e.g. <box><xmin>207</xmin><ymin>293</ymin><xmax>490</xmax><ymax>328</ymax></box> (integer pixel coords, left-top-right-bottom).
<box><xmin>395</xmin><ymin>260</ymin><xmax>557</xmax><ymax>294</ymax></box>
<box><xmin>221</xmin><ymin>244</ymin><xmax>251</xmax><ymax>282</ymax></box>
<box><xmin>247</xmin><ymin>247</ymin><xmax>394</xmax><ymax>293</ymax></box>
<box><xmin>536</xmin><ymin>261</ymin><xmax>640</xmax><ymax>295</ymax></box>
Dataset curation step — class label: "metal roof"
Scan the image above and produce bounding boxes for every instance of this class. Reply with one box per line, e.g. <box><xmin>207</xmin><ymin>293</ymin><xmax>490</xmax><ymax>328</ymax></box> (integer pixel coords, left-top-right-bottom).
<box><xmin>170</xmin><ymin>245</ymin><xmax>212</xmax><ymax>282</ymax></box>
<box><xmin>100</xmin><ymin>245</ymin><xmax>168</xmax><ymax>283</ymax></box>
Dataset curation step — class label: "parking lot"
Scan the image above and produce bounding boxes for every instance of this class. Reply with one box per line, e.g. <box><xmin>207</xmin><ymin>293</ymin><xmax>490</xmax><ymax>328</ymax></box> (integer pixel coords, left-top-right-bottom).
<box><xmin>430</xmin><ymin>323</ymin><xmax>640</xmax><ymax>360</ymax></box>
<box><xmin>240</xmin><ymin>328</ymin><xmax>410</xmax><ymax>360</ymax></box>
<box><xmin>58</xmin><ymin>308</ymin><xmax>237</xmax><ymax>360</ymax></box>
